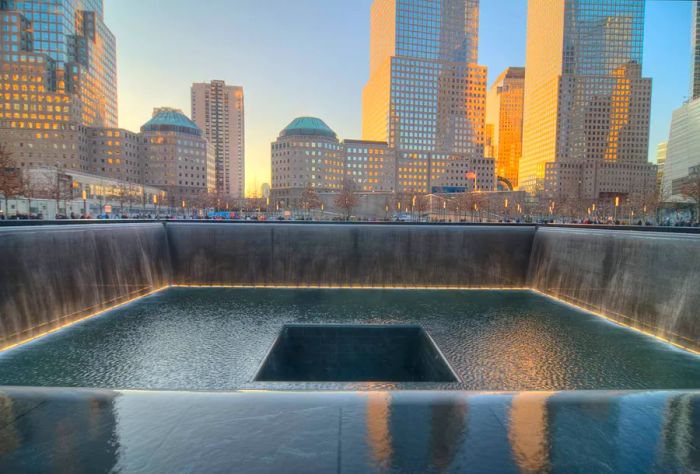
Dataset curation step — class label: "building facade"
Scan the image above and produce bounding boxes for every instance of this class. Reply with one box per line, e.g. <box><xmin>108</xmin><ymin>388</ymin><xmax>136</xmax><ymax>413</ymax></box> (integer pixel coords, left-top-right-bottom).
<box><xmin>485</xmin><ymin>67</ymin><xmax>525</xmax><ymax>190</ymax></box>
<box><xmin>271</xmin><ymin>116</ymin><xmax>495</xmax><ymax>207</ymax></box>
<box><xmin>141</xmin><ymin>108</ymin><xmax>215</xmax><ymax>206</ymax></box>
<box><xmin>656</xmin><ymin>141</ymin><xmax>667</xmax><ymax>197</ymax></box>
<box><xmin>520</xmin><ymin>0</ymin><xmax>656</xmax><ymax>202</ymax></box>
<box><xmin>664</xmin><ymin>99</ymin><xmax>700</xmax><ymax>199</ymax></box>
<box><xmin>344</xmin><ymin>139</ymin><xmax>395</xmax><ymax>193</ymax></box>
<box><xmin>271</xmin><ymin>117</ymin><xmax>345</xmax><ymax>205</ymax></box>
<box><xmin>1</xmin><ymin>0</ymin><xmax>117</xmax><ymax>128</ymax></box>
<box><xmin>692</xmin><ymin>0</ymin><xmax>700</xmax><ymax>101</ymax></box>
<box><xmin>88</xmin><ymin>128</ymin><xmax>145</xmax><ymax>183</ymax></box>
<box><xmin>191</xmin><ymin>81</ymin><xmax>245</xmax><ymax>199</ymax></box>
<box><xmin>362</xmin><ymin>0</ymin><xmax>488</xmax><ymax>194</ymax></box>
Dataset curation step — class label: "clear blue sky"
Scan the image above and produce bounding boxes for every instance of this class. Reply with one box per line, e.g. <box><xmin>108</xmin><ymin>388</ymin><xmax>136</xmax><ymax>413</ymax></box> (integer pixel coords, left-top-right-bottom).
<box><xmin>105</xmin><ymin>0</ymin><xmax>692</xmax><ymax>193</ymax></box>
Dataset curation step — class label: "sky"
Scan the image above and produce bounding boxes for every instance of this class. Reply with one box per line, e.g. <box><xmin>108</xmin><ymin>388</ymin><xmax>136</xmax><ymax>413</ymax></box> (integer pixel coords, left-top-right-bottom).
<box><xmin>105</xmin><ymin>0</ymin><xmax>693</xmax><ymax>196</ymax></box>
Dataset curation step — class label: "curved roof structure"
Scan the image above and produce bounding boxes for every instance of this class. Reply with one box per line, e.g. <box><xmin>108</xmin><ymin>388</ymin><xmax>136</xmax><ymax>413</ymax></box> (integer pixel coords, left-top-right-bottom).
<box><xmin>280</xmin><ymin>117</ymin><xmax>337</xmax><ymax>139</ymax></box>
<box><xmin>141</xmin><ymin>109</ymin><xmax>202</xmax><ymax>136</ymax></box>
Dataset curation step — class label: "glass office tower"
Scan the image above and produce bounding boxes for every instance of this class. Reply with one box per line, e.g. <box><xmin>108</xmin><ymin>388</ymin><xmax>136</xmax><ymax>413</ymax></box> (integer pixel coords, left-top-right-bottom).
<box><xmin>692</xmin><ymin>1</ymin><xmax>700</xmax><ymax>100</ymax></box>
<box><xmin>0</xmin><ymin>0</ymin><xmax>117</xmax><ymax>127</ymax></box>
<box><xmin>362</xmin><ymin>0</ymin><xmax>487</xmax><ymax>193</ymax></box>
<box><xmin>521</xmin><ymin>0</ymin><xmax>655</xmax><ymax>201</ymax></box>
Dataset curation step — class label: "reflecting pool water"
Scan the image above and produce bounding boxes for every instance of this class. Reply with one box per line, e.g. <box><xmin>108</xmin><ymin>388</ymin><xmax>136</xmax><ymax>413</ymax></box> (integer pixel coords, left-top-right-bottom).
<box><xmin>1</xmin><ymin>288</ymin><xmax>700</xmax><ymax>391</ymax></box>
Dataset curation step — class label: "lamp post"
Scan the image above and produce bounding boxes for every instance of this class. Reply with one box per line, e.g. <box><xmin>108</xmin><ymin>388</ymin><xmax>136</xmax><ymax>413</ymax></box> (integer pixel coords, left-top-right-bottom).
<box><xmin>614</xmin><ymin>196</ymin><xmax>620</xmax><ymax>223</ymax></box>
<box><xmin>82</xmin><ymin>190</ymin><xmax>87</xmax><ymax>218</ymax></box>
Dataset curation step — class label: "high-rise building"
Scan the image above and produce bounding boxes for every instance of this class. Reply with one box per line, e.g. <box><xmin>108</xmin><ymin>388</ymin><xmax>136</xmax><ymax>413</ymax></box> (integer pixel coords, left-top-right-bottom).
<box><xmin>664</xmin><ymin>100</ymin><xmax>700</xmax><ymax>199</ymax></box>
<box><xmin>362</xmin><ymin>0</ymin><xmax>488</xmax><ymax>194</ymax></box>
<box><xmin>520</xmin><ymin>0</ymin><xmax>656</xmax><ymax>202</ymax></box>
<box><xmin>1</xmin><ymin>0</ymin><xmax>118</xmax><ymax>128</ymax></box>
<box><xmin>141</xmin><ymin>108</ymin><xmax>216</xmax><ymax>206</ymax></box>
<box><xmin>486</xmin><ymin>67</ymin><xmax>525</xmax><ymax>190</ymax></box>
<box><xmin>191</xmin><ymin>81</ymin><xmax>245</xmax><ymax>199</ymax></box>
<box><xmin>692</xmin><ymin>1</ymin><xmax>700</xmax><ymax>100</ymax></box>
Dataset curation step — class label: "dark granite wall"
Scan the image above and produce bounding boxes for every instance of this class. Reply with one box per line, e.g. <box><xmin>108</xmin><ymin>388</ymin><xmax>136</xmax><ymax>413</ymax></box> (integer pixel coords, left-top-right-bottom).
<box><xmin>528</xmin><ymin>227</ymin><xmax>700</xmax><ymax>351</ymax></box>
<box><xmin>2</xmin><ymin>223</ymin><xmax>700</xmax><ymax>353</ymax></box>
<box><xmin>166</xmin><ymin>223</ymin><xmax>536</xmax><ymax>288</ymax></box>
<box><xmin>0</xmin><ymin>224</ymin><xmax>171</xmax><ymax>349</ymax></box>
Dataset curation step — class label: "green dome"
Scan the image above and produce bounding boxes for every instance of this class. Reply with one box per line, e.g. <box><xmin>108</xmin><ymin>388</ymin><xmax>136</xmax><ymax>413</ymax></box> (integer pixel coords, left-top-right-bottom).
<box><xmin>141</xmin><ymin>109</ymin><xmax>202</xmax><ymax>136</ymax></box>
<box><xmin>280</xmin><ymin>117</ymin><xmax>337</xmax><ymax>139</ymax></box>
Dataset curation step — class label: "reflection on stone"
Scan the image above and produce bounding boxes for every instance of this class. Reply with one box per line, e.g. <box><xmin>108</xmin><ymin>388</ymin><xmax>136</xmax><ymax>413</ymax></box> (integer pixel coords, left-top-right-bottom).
<box><xmin>366</xmin><ymin>392</ymin><xmax>392</xmax><ymax>470</ymax></box>
<box><xmin>509</xmin><ymin>392</ymin><xmax>554</xmax><ymax>473</ymax></box>
<box><xmin>0</xmin><ymin>389</ymin><xmax>699</xmax><ymax>472</ymax></box>
<box><xmin>429</xmin><ymin>397</ymin><xmax>467</xmax><ymax>471</ymax></box>
<box><xmin>0</xmin><ymin>393</ymin><xmax>20</xmax><ymax>457</ymax></box>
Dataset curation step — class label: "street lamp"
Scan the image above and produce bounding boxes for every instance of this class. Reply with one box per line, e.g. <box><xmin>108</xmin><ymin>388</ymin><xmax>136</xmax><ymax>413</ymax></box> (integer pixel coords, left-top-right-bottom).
<box><xmin>82</xmin><ymin>189</ymin><xmax>87</xmax><ymax>218</ymax></box>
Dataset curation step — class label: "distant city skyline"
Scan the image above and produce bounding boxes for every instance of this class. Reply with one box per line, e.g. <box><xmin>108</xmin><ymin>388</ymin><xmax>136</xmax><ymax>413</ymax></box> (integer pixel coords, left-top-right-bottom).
<box><xmin>105</xmin><ymin>0</ymin><xmax>692</xmax><ymax>195</ymax></box>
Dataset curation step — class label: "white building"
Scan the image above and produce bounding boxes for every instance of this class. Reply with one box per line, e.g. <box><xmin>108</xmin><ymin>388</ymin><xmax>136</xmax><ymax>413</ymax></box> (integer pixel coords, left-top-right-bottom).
<box><xmin>664</xmin><ymin>99</ymin><xmax>700</xmax><ymax>199</ymax></box>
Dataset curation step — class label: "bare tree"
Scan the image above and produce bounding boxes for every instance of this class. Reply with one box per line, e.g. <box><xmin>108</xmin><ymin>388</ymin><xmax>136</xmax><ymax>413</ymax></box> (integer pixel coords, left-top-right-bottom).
<box><xmin>20</xmin><ymin>170</ymin><xmax>39</xmax><ymax>217</ymax></box>
<box><xmin>334</xmin><ymin>179</ymin><xmax>359</xmax><ymax>221</ymax></box>
<box><xmin>0</xmin><ymin>146</ymin><xmax>23</xmax><ymax>217</ymax></box>
<box><xmin>681</xmin><ymin>173</ymin><xmax>700</xmax><ymax>223</ymax></box>
<box><xmin>34</xmin><ymin>167</ymin><xmax>72</xmax><ymax>217</ymax></box>
<box><xmin>299</xmin><ymin>184</ymin><xmax>322</xmax><ymax>217</ymax></box>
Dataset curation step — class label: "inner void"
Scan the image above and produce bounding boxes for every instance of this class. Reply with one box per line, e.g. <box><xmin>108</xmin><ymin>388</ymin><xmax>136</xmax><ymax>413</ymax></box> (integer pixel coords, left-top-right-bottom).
<box><xmin>0</xmin><ymin>288</ymin><xmax>700</xmax><ymax>391</ymax></box>
<box><xmin>255</xmin><ymin>324</ymin><xmax>458</xmax><ymax>383</ymax></box>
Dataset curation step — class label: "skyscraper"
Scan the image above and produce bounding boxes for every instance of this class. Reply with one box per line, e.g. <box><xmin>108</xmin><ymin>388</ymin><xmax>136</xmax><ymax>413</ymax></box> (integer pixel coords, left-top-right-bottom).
<box><xmin>191</xmin><ymin>81</ymin><xmax>245</xmax><ymax>199</ymax></box>
<box><xmin>663</xmin><ymin>1</ymin><xmax>700</xmax><ymax>199</ymax></box>
<box><xmin>485</xmin><ymin>67</ymin><xmax>525</xmax><ymax>190</ymax></box>
<box><xmin>0</xmin><ymin>0</ymin><xmax>118</xmax><ymax>128</ymax></box>
<box><xmin>692</xmin><ymin>1</ymin><xmax>700</xmax><ymax>100</ymax></box>
<box><xmin>521</xmin><ymin>0</ymin><xmax>656</xmax><ymax>202</ymax></box>
<box><xmin>362</xmin><ymin>0</ymin><xmax>488</xmax><ymax>193</ymax></box>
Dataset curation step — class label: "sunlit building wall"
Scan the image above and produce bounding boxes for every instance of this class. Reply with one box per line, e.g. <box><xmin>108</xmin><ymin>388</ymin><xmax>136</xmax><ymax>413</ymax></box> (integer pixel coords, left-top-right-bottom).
<box><xmin>521</xmin><ymin>0</ymin><xmax>655</xmax><ymax>202</ymax></box>
<box><xmin>362</xmin><ymin>0</ymin><xmax>488</xmax><ymax>194</ymax></box>
<box><xmin>141</xmin><ymin>108</ymin><xmax>215</xmax><ymax>206</ymax></box>
<box><xmin>486</xmin><ymin>67</ymin><xmax>525</xmax><ymax>190</ymax></box>
<box><xmin>88</xmin><ymin>128</ymin><xmax>145</xmax><ymax>184</ymax></box>
<box><xmin>656</xmin><ymin>141</ymin><xmax>667</xmax><ymax>197</ymax></box>
<box><xmin>191</xmin><ymin>81</ymin><xmax>245</xmax><ymax>199</ymax></box>
<box><xmin>344</xmin><ymin>139</ymin><xmax>395</xmax><ymax>193</ymax></box>
<box><xmin>0</xmin><ymin>0</ymin><xmax>117</xmax><ymax>128</ymax></box>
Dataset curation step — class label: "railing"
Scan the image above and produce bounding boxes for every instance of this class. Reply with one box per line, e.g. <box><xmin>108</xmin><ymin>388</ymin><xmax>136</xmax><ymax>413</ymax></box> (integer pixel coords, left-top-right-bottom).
<box><xmin>1</xmin><ymin>219</ymin><xmax>700</xmax><ymax>233</ymax></box>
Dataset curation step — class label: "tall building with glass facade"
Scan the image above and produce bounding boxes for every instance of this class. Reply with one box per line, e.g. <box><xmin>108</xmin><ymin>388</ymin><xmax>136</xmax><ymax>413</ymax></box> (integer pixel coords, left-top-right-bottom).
<box><xmin>191</xmin><ymin>81</ymin><xmax>245</xmax><ymax>199</ymax></box>
<box><xmin>692</xmin><ymin>1</ymin><xmax>700</xmax><ymax>100</ymax></box>
<box><xmin>362</xmin><ymin>0</ymin><xmax>489</xmax><ymax>194</ymax></box>
<box><xmin>521</xmin><ymin>0</ymin><xmax>656</xmax><ymax>202</ymax></box>
<box><xmin>0</xmin><ymin>0</ymin><xmax>117</xmax><ymax>128</ymax></box>
<box><xmin>485</xmin><ymin>67</ymin><xmax>525</xmax><ymax>190</ymax></box>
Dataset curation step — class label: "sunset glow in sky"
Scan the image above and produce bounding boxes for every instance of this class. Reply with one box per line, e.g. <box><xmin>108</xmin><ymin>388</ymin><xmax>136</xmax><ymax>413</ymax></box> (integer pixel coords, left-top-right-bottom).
<box><xmin>106</xmin><ymin>0</ymin><xmax>692</xmax><ymax>196</ymax></box>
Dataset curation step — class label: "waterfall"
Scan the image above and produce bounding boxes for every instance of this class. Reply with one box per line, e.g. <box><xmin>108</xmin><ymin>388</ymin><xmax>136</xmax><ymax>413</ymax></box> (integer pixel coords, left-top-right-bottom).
<box><xmin>0</xmin><ymin>224</ymin><xmax>171</xmax><ymax>350</ymax></box>
<box><xmin>528</xmin><ymin>227</ymin><xmax>700</xmax><ymax>351</ymax></box>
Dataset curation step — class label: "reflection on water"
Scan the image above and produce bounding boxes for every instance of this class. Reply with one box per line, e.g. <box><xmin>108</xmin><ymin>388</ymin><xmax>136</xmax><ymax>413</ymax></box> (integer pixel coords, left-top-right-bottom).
<box><xmin>2</xmin><ymin>389</ymin><xmax>700</xmax><ymax>472</ymax></box>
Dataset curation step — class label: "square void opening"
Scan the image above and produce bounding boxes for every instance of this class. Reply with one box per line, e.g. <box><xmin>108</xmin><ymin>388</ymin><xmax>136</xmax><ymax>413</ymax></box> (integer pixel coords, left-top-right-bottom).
<box><xmin>254</xmin><ymin>324</ymin><xmax>458</xmax><ymax>383</ymax></box>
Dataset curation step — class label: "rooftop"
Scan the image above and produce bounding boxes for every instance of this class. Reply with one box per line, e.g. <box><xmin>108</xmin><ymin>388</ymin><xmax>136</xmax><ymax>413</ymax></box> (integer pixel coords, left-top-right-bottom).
<box><xmin>141</xmin><ymin>108</ymin><xmax>202</xmax><ymax>137</ymax></box>
<box><xmin>280</xmin><ymin>117</ymin><xmax>337</xmax><ymax>139</ymax></box>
